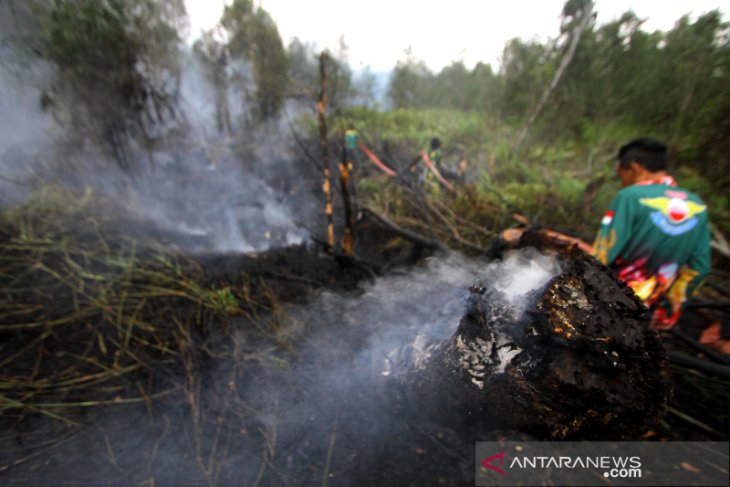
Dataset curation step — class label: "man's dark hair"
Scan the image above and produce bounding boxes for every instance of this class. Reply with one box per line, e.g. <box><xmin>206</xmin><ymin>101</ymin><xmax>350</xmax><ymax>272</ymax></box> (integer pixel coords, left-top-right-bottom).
<box><xmin>618</xmin><ymin>137</ymin><xmax>668</xmax><ymax>172</ymax></box>
<box><xmin>430</xmin><ymin>137</ymin><xmax>441</xmax><ymax>149</ymax></box>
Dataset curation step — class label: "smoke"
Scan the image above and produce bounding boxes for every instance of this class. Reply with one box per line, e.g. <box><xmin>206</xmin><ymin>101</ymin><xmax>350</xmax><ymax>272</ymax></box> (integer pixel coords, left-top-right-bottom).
<box><xmin>0</xmin><ymin>63</ymin><xmax>54</xmax><ymax>205</ymax></box>
<box><xmin>0</xmin><ymin>46</ymin><xmax>317</xmax><ymax>254</ymax></box>
<box><xmin>223</xmin><ymin>249</ymin><xmax>562</xmax><ymax>483</ymax></box>
<box><xmin>213</xmin><ymin>249</ymin><xmax>561</xmax><ymax>481</ymax></box>
<box><xmin>492</xmin><ymin>250</ymin><xmax>561</xmax><ymax>307</ymax></box>
<box><xmin>0</xmin><ymin>249</ymin><xmax>562</xmax><ymax>485</ymax></box>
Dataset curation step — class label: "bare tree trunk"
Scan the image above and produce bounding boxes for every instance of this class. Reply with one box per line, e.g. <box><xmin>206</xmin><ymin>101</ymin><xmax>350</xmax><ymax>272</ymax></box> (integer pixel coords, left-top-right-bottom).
<box><xmin>339</xmin><ymin>147</ymin><xmax>354</xmax><ymax>256</ymax></box>
<box><xmin>515</xmin><ymin>1</ymin><xmax>594</xmax><ymax>150</ymax></box>
<box><xmin>318</xmin><ymin>52</ymin><xmax>335</xmax><ymax>252</ymax></box>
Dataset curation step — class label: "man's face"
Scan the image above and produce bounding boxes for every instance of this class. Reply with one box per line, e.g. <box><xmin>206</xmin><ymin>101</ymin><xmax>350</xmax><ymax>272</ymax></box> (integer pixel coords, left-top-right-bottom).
<box><xmin>616</xmin><ymin>161</ymin><xmax>636</xmax><ymax>188</ymax></box>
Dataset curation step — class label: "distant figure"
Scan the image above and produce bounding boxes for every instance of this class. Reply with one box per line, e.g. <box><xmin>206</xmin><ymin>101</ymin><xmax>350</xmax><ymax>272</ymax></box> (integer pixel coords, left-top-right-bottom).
<box><xmin>424</xmin><ymin>137</ymin><xmax>443</xmax><ymax>192</ymax></box>
<box><xmin>428</xmin><ymin>137</ymin><xmax>443</xmax><ymax>169</ymax></box>
<box><xmin>344</xmin><ymin>123</ymin><xmax>359</xmax><ymax>163</ymax></box>
<box><xmin>593</xmin><ymin>137</ymin><xmax>711</xmax><ymax>331</ymax></box>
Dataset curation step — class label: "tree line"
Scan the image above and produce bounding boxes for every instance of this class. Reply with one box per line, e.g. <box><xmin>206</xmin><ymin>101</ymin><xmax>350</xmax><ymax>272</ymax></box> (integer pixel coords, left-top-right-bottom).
<box><xmin>387</xmin><ymin>2</ymin><xmax>728</xmax><ymax>187</ymax></box>
<box><xmin>1</xmin><ymin>0</ymin><xmax>727</xmax><ymax>186</ymax></box>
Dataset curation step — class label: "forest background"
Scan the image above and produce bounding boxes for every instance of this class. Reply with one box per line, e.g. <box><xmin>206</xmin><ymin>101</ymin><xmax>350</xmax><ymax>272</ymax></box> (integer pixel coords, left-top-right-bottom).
<box><xmin>1</xmin><ymin>0</ymin><xmax>728</xmax><ymax>243</ymax></box>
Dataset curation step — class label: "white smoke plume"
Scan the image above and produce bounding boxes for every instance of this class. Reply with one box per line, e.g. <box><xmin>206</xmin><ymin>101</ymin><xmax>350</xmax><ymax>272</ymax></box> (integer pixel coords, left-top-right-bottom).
<box><xmin>0</xmin><ymin>48</ymin><xmax>315</xmax><ymax>254</ymax></box>
<box><xmin>0</xmin><ymin>250</ymin><xmax>562</xmax><ymax>485</ymax></box>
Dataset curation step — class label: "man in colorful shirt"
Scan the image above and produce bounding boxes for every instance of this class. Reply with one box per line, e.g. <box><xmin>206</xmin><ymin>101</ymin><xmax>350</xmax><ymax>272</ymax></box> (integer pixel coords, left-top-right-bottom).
<box><xmin>592</xmin><ymin>137</ymin><xmax>711</xmax><ymax>329</ymax></box>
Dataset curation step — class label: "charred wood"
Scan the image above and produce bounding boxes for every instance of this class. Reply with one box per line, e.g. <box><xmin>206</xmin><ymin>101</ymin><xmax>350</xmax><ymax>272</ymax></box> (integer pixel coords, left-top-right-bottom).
<box><xmin>404</xmin><ymin>251</ymin><xmax>671</xmax><ymax>439</ymax></box>
<box><xmin>317</xmin><ymin>52</ymin><xmax>334</xmax><ymax>252</ymax></box>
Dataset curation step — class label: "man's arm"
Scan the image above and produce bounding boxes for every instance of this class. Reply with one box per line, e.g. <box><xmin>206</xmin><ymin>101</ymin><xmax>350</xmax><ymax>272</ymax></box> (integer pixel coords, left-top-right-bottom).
<box><xmin>592</xmin><ymin>191</ymin><xmax>633</xmax><ymax>266</ymax></box>
<box><xmin>652</xmin><ymin>219</ymin><xmax>711</xmax><ymax>329</ymax></box>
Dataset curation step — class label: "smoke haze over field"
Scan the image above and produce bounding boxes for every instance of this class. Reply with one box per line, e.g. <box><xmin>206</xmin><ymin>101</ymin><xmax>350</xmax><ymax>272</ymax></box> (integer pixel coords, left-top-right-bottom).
<box><xmin>0</xmin><ymin>249</ymin><xmax>563</xmax><ymax>484</ymax></box>
<box><xmin>0</xmin><ymin>48</ymin><xmax>316</xmax><ymax>254</ymax></box>
<box><xmin>0</xmin><ymin>66</ymin><xmax>54</xmax><ymax>205</ymax></box>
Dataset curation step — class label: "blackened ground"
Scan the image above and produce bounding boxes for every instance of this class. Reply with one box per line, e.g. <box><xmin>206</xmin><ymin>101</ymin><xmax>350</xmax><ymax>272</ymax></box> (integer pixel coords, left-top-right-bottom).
<box><xmin>1</xmin><ymin>222</ymin><xmax>728</xmax><ymax>487</ymax></box>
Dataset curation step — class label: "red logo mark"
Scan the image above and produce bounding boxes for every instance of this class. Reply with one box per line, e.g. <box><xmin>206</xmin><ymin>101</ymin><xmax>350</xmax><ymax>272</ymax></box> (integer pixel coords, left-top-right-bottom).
<box><xmin>668</xmin><ymin>198</ymin><xmax>688</xmax><ymax>222</ymax></box>
<box><xmin>482</xmin><ymin>451</ymin><xmax>507</xmax><ymax>475</ymax></box>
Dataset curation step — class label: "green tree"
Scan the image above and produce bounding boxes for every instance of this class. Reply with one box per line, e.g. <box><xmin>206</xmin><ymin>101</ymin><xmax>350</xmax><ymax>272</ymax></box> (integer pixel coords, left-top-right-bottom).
<box><xmin>25</xmin><ymin>0</ymin><xmax>186</xmax><ymax>172</ymax></box>
<box><xmin>221</xmin><ymin>0</ymin><xmax>288</xmax><ymax>121</ymax></box>
<box><xmin>287</xmin><ymin>37</ymin><xmax>319</xmax><ymax>99</ymax></box>
<box><xmin>388</xmin><ymin>51</ymin><xmax>433</xmax><ymax>109</ymax></box>
<box><xmin>499</xmin><ymin>38</ymin><xmax>552</xmax><ymax>120</ymax></box>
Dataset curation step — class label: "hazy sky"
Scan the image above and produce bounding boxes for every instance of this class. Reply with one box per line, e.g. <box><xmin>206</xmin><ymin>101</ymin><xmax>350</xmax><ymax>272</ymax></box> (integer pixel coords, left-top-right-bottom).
<box><xmin>184</xmin><ymin>0</ymin><xmax>726</xmax><ymax>72</ymax></box>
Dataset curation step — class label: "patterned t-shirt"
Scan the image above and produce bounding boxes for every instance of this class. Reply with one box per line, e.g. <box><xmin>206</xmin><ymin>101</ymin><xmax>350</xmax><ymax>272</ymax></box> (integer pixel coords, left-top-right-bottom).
<box><xmin>592</xmin><ymin>177</ymin><xmax>711</xmax><ymax>328</ymax></box>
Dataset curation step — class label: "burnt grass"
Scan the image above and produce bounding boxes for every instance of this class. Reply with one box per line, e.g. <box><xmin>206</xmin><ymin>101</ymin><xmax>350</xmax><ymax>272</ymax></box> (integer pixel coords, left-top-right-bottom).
<box><xmin>0</xmin><ymin>207</ymin><xmax>728</xmax><ymax>486</ymax></box>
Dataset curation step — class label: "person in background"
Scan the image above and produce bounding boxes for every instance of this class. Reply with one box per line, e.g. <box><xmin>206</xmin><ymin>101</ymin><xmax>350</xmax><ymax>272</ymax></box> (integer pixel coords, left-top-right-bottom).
<box><xmin>424</xmin><ymin>137</ymin><xmax>443</xmax><ymax>192</ymax></box>
<box><xmin>428</xmin><ymin>137</ymin><xmax>442</xmax><ymax>169</ymax></box>
<box><xmin>592</xmin><ymin>137</ymin><xmax>711</xmax><ymax>331</ymax></box>
<box><xmin>344</xmin><ymin>123</ymin><xmax>359</xmax><ymax>163</ymax></box>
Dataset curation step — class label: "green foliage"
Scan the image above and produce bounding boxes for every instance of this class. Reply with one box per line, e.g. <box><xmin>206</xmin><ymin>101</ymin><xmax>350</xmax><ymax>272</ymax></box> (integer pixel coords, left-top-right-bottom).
<box><xmin>201</xmin><ymin>287</ymin><xmax>239</xmax><ymax>314</ymax></box>
<box><xmin>388</xmin><ymin>53</ymin><xmax>434</xmax><ymax>109</ymax></box>
<box><xmin>382</xmin><ymin>8</ymin><xmax>729</xmax><ymax>153</ymax></box>
<box><xmin>34</xmin><ymin>0</ymin><xmax>185</xmax><ymax>170</ymax></box>
<box><xmin>222</xmin><ymin>0</ymin><xmax>289</xmax><ymax>120</ymax></box>
<box><xmin>339</xmin><ymin>107</ymin><xmax>503</xmax><ymax>153</ymax></box>
<box><xmin>388</xmin><ymin>56</ymin><xmax>502</xmax><ymax>115</ymax></box>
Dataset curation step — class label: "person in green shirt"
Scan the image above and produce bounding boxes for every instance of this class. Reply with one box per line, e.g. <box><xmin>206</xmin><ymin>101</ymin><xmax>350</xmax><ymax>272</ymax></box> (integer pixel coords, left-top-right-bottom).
<box><xmin>592</xmin><ymin>137</ymin><xmax>711</xmax><ymax>329</ymax></box>
<box><xmin>344</xmin><ymin>124</ymin><xmax>359</xmax><ymax>163</ymax></box>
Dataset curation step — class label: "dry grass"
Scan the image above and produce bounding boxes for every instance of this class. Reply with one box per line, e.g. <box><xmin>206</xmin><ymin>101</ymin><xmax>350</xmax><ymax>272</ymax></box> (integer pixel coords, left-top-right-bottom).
<box><xmin>0</xmin><ymin>187</ymin><xmax>279</xmax><ymax>447</ymax></box>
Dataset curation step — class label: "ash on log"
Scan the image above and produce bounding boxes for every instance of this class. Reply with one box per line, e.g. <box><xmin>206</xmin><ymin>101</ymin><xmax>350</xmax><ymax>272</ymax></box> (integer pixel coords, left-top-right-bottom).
<box><xmin>407</xmin><ymin>250</ymin><xmax>671</xmax><ymax>439</ymax></box>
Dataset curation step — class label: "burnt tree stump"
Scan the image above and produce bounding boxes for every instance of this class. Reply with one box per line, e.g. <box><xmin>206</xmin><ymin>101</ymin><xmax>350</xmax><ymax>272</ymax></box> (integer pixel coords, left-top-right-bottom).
<box><xmin>406</xmin><ymin>251</ymin><xmax>671</xmax><ymax>439</ymax></box>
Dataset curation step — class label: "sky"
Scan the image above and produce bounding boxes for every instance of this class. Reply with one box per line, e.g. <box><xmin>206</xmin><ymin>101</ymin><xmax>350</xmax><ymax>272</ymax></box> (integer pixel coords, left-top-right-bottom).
<box><xmin>183</xmin><ymin>0</ymin><xmax>726</xmax><ymax>73</ymax></box>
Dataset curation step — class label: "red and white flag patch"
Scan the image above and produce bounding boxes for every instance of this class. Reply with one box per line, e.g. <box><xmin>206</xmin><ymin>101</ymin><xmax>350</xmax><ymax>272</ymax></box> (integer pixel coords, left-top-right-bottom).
<box><xmin>601</xmin><ymin>210</ymin><xmax>614</xmax><ymax>226</ymax></box>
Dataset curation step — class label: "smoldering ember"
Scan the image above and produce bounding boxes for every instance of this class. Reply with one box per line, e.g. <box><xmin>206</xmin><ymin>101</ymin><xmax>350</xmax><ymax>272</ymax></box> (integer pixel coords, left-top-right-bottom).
<box><xmin>1</xmin><ymin>1</ymin><xmax>729</xmax><ymax>486</ymax></box>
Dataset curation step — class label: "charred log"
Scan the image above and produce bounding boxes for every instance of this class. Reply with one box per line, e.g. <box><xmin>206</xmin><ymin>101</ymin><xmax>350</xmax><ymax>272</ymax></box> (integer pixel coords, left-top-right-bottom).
<box><xmin>406</xmin><ymin>251</ymin><xmax>671</xmax><ymax>439</ymax></box>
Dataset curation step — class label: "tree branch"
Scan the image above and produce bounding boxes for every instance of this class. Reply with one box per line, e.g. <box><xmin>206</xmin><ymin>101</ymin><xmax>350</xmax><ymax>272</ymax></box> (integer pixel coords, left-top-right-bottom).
<box><xmin>361</xmin><ymin>207</ymin><xmax>449</xmax><ymax>252</ymax></box>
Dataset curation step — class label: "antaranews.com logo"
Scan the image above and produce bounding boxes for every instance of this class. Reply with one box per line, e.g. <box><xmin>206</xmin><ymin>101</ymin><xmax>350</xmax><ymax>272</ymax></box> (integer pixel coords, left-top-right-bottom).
<box><xmin>475</xmin><ymin>441</ymin><xmax>728</xmax><ymax>486</ymax></box>
<box><xmin>482</xmin><ymin>449</ymin><xmax>642</xmax><ymax>479</ymax></box>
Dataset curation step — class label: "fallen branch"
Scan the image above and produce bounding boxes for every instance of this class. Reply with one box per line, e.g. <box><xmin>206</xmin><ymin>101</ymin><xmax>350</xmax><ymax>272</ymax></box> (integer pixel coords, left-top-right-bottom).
<box><xmin>361</xmin><ymin>207</ymin><xmax>449</xmax><ymax>252</ymax></box>
<box><xmin>429</xmin><ymin>199</ymin><xmax>496</xmax><ymax>239</ymax></box>
<box><xmin>667</xmin><ymin>351</ymin><xmax>730</xmax><ymax>380</ymax></box>
<box><xmin>423</xmin><ymin>200</ymin><xmax>489</xmax><ymax>253</ymax></box>
<box><xmin>666</xmin><ymin>328</ymin><xmax>730</xmax><ymax>365</ymax></box>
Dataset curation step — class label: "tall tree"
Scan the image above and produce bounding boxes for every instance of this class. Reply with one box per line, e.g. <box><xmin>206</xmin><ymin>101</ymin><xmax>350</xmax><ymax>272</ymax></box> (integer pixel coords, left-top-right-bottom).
<box><xmin>221</xmin><ymin>0</ymin><xmax>288</xmax><ymax>121</ymax></box>
<box><xmin>38</xmin><ymin>0</ymin><xmax>186</xmax><ymax>171</ymax></box>
<box><xmin>515</xmin><ymin>0</ymin><xmax>595</xmax><ymax>148</ymax></box>
<box><xmin>388</xmin><ymin>50</ymin><xmax>433</xmax><ymax>109</ymax></box>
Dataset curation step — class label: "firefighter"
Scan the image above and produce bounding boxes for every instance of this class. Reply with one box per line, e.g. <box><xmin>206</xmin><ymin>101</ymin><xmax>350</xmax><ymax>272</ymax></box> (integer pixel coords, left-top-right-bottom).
<box><xmin>428</xmin><ymin>137</ymin><xmax>443</xmax><ymax>169</ymax></box>
<box><xmin>498</xmin><ymin>138</ymin><xmax>723</xmax><ymax>349</ymax></box>
<box><xmin>344</xmin><ymin>123</ymin><xmax>359</xmax><ymax>164</ymax></box>
<box><xmin>424</xmin><ymin>137</ymin><xmax>443</xmax><ymax>193</ymax></box>
<box><xmin>592</xmin><ymin>137</ymin><xmax>711</xmax><ymax>330</ymax></box>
